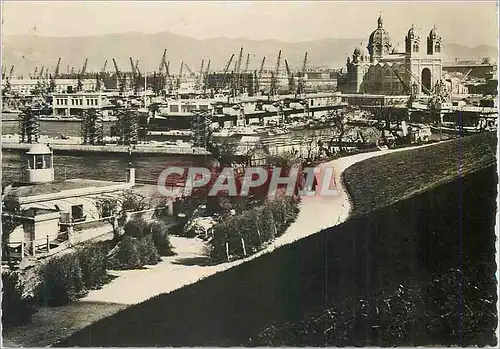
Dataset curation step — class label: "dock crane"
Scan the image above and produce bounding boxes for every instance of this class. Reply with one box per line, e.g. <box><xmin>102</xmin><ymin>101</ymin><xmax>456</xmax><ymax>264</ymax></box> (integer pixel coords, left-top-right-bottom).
<box><xmin>113</xmin><ymin>58</ymin><xmax>126</xmax><ymax>93</ymax></box>
<box><xmin>255</xmin><ymin>56</ymin><xmax>266</xmax><ymax>93</ymax></box>
<box><xmin>32</xmin><ymin>66</ymin><xmax>38</xmax><ymax>79</ymax></box>
<box><xmin>129</xmin><ymin>57</ymin><xmax>137</xmax><ymax>76</ymax></box>
<box><xmin>183</xmin><ymin>63</ymin><xmax>193</xmax><ymax>77</ymax></box>
<box><xmin>232</xmin><ymin>47</ymin><xmax>244</xmax><ymax>96</ymax></box>
<box><xmin>296</xmin><ymin>52</ymin><xmax>308</xmax><ymax>97</ymax></box>
<box><xmin>48</xmin><ymin>57</ymin><xmax>61</xmax><ymax>92</ymax></box>
<box><xmin>243</xmin><ymin>53</ymin><xmax>250</xmax><ymax>74</ymax></box>
<box><xmin>158</xmin><ymin>49</ymin><xmax>167</xmax><ymax>74</ymax></box>
<box><xmin>77</xmin><ymin>58</ymin><xmax>88</xmax><ymax>92</ymax></box>
<box><xmin>38</xmin><ymin>66</ymin><xmax>45</xmax><ymax>79</ymax></box>
<box><xmin>162</xmin><ymin>59</ymin><xmax>171</xmax><ymax>93</ymax></box>
<box><xmin>269</xmin><ymin>50</ymin><xmax>282</xmax><ymax>98</ymax></box>
<box><xmin>219</xmin><ymin>53</ymin><xmax>235</xmax><ymax>93</ymax></box>
<box><xmin>54</xmin><ymin>57</ymin><xmax>61</xmax><ymax>78</ymax></box>
<box><xmin>9</xmin><ymin>65</ymin><xmax>14</xmax><ymax>79</ymax></box>
<box><xmin>285</xmin><ymin>59</ymin><xmax>295</xmax><ymax>94</ymax></box>
<box><xmin>129</xmin><ymin>57</ymin><xmax>140</xmax><ymax>93</ymax></box>
<box><xmin>176</xmin><ymin>61</ymin><xmax>184</xmax><ymax>90</ymax></box>
<box><xmin>203</xmin><ymin>59</ymin><xmax>211</xmax><ymax>95</ymax></box>
<box><xmin>196</xmin><ymin>59</ymin><xmax>205</xmax><ymax>91</ymax></box>
<box><xmin>135</xmin><ymin>60</ymin><xmax>140</xmax><ymax>75</ymax></box>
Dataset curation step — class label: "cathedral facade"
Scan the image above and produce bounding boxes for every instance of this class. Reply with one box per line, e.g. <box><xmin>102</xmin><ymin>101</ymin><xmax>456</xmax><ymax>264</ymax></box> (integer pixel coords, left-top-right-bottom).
<box><xmin>338</xmin><ymin>15</ymin><xmax>443</xmax><ymax>96</ymax></box>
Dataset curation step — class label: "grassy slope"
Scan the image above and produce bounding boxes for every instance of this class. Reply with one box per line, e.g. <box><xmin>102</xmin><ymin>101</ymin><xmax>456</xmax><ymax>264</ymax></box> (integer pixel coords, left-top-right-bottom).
<box><xmin>343</xmin><ymin>132</ymin><xmax>497</xmax><ymax>216</ymax></box>
<box><xmin>54</xmin><ymin>159</ymin><xmax>498</xmax><ymax>346</ymax></box>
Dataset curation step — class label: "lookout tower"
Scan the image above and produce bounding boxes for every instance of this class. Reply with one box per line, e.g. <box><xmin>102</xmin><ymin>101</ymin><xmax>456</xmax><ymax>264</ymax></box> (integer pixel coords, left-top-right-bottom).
<box><xmin>26</xmin><ymin>144</ymin><xmax>54</xmax><ymax>183</ymax></box>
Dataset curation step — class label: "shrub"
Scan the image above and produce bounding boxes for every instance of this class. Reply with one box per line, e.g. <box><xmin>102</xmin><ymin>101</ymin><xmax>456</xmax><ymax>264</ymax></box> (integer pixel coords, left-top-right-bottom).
<box><xmin>76</xmin><ymin>242</ymin><xmax>110</xmax><ymax>289</ymax></box>
<box><xmin>38</xmin><ymin>253</ymin><xmax>87</xmax><ymax>306</ymax></box>
<box><xmin>137</xmin><ymin>235</ymin><xmax>161</xmax><ymax>265</ymax></box>
<box><xmin>124</xmin><ymin>217</ymin><xmax>149</xmax><ymax>238</ymax></box>
<box><xmin>2</xmin><ymin>271</ymin><xmax>37</xmax><ymax>328</ymax></box>
<box><xmin>209</xmin><ymin>196</ymin><xmax>300</xmax><ymax>262</ymax></box>
<box><xmin>108</xmin><ymin>235</ymin><xmax>142</xmax><ymax>270</ymax></box>
<box><xmin>149</xmin><ymin>220</ymin><xmax>174</xmax><ymax>256</ymax></box>
<box><xmin>108</xmin><ymin>235</ymin><xmax>161</xmax><ymax>270</ymax></box>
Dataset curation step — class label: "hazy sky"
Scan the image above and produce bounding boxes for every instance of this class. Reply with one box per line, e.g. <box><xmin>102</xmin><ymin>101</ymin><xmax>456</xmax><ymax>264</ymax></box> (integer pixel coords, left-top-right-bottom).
<box><xmin>2</xmin><ymin>1</ymin><xmax>498</xmax><ymax>47</ymax></box>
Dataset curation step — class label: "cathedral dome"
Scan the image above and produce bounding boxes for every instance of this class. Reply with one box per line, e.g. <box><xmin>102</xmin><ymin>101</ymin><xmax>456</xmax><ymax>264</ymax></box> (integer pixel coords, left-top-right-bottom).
<box><xmin>368</xmin><ymin>14</ymin><xmax>391</xmax><ymax>58</ymax></box>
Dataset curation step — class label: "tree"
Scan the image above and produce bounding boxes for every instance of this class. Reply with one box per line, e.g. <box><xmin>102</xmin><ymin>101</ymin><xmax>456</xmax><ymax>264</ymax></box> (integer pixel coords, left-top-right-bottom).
<box><xmin>2</xmin><ymin>198</ymin><xmax>23</xmax><ymax>266</ymax></box>
<box><xmin>96</xmin><ymin>191</ymin><xmax>149</xmax><ymax>243</ymax></box>
<box><xmin>48</xmin><ymin>74</ymin><xmax>56</xmax><ymax>93</ymax></box>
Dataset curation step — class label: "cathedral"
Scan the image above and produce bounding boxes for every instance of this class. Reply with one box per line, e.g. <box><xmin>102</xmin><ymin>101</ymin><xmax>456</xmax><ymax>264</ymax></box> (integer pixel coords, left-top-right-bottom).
<box><xmin>337</xmin><ymin>14</ymin><xmax>443</xmax><ymax>96</ymax></box>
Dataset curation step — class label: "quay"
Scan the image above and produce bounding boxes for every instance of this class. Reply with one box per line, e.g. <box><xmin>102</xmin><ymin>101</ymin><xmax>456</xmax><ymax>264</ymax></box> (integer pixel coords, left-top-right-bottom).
<box><xmin>1</xmin><ymin>142</ymin><xmax>211</xmax><ymax>156</ymax></box>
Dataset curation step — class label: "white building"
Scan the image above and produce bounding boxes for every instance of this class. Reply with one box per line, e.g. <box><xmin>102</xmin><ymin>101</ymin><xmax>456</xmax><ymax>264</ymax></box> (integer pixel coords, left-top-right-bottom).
<box><xmin>1</xmin><ymin>78</ymin><xmax>96</xmax><ymax>95</ymax></box>
<box><xmin>52</xmin><ymin>92</ymin><xmax>113</xmax><ymax>117</ymax></box>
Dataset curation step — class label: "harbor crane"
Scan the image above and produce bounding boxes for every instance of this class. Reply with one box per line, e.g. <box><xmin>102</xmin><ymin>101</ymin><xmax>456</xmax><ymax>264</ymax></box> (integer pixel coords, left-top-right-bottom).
<box><xmin>76</xmin><ymin>58</ymin><xmax>88</xmax><ymax>92</ymax></box>
<box><xmin>184</xmin><ymin>63</ymin><xmax>193</xmax><ymax>77</ymax></box>
<box><xmin>163</xmin><ymin>59</ymin><xmax>171</xmax><ymax>92</ymax></box>
<box><xmin>296</xmin><ymin>52</ymin><xmax>308</xmax><ymax>97</ymax></box>
<box><xmin>48</xmin><ymin>57</ymin><xmax>61</xmax><ymax>92</ymax></box>
<box><xmin>32</xmin><ymin>66</ymin><xmax>38</xmax><ymax>79</ymax></box>
<box><xmin>158</xmin><ymin>49</ymin><xmax>167</xmax><ymax>74</ymax></box>
<box><xmin>285</xmin><ymin>59</ymin><xmax>295</xmax><ymax>94</ymax></box>
<box><xmin>129</xmin><ymin>57</ymin><xmax>137</xmax><ymax>76</ymax></box>
<box><xmin>243</xmin><ymin>53</ymin><xmax>250</xmax><ymax>74</ymax></box>
<box><xmin>176</xmin><ymin>61</ymin><xmax>184</xmax><ymax>90</ymax></box>
<box><xmin>38</xmin><ymin>66</ymin><xmax>45</xmax><ymax>79</ymax></box>
<box><xmin>9</xmin><ymin>65</ymin><xmax>14</xmax><ymax>79</ymax></box>
<box><xmin>219</xmin><ymin>53</ymin><xmax>235</xmax><ymax>93</ymax></box>
<box><xmin>102</xmin><ymin>60</ymin><xmax>108</xmax><ymax>73</ymax></box>
<box><xmin>54</xmin><ymin>57</ymin><xmax>61</xmax><ymax>78</ymax></box>
<box><xmin>113</xmin><ymin>58</ymin><xmax>126</xmax><ymax>93</ymax></box>
<box><xmin>203</xmin><ymin>59</ymin><xmax>211</xmax><ymax>95</ymax></box>
<box><xmin>235</xmin><ymin>47</ymin><xmax>244</xmax><ymax>93</ymax></box>
<box><xmin>269</xmin><ymin>50</ymin><xmax>282</xmax><ymax>98</ymax></box>
<box><xmin>255</xmin><ymin>56</ymin><xmax>266</xmax><ymax>93</ymax></box>
<box><xmin>196</xmin><ymin>59</ymin><xmax>205</xmax><ymax>91</ymax></box>
<box><xmin>129</xmin><ymin>57</ymin><xmax>141</xmax><ymax>93</ymax></box>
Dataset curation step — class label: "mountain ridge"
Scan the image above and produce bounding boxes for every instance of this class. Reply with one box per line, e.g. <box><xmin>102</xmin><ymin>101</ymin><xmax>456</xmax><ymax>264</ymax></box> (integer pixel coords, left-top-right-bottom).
<box><xmin>2</xmin><ymin>31</ymin><xmax>496</xmax><ymax>76</ymax></box>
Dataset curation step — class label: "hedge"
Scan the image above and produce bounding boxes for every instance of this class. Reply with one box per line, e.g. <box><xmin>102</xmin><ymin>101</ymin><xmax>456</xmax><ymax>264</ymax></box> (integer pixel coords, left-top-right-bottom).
<box><xmin>149</xmin><ymin>220</ymin><xmax>174</xmax><ymax>256</ymax></box>
<box><xmin>37</xmin><ymin>253</ymin><xmax>87</xmax><ymax>307</ymax></box>
<box><xmin>75</xmin><ymin>241</ymin><xmax>110</xmax><ymax>289</ymax></box>
<box><xmin>2</xmin><ymin>271</ymin><xmax>38</xmax><ymax>328</ymax></box>
<box><xmin>108</xmin><ymin>235</ymin><xmax>161</xmax><ymax>270</ymax></box>
<box><xmin>209</xmin><ymin>196</ymin><xmax>300</xmax><ymax>262</ymax></box>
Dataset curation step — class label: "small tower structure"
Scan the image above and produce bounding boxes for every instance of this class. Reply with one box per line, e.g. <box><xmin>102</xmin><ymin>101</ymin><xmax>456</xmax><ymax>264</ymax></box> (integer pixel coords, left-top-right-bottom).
<box><xmin>26</xmin><ymin>144</ymin><xmax>54</xmax><ymax>183</ymax></box>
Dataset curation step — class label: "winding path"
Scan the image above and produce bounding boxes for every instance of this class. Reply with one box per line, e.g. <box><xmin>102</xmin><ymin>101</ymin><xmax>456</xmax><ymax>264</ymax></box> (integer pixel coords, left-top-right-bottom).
<box><xmin>82</xmin><ymin>146</ymin><xmax>429</xmax><ymax>305</ymax></box>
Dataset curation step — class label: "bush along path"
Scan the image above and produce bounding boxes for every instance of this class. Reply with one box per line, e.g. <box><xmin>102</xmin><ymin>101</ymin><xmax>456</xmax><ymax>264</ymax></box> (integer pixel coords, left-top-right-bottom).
<box><xmin>208</xmin><ymin>196</ymin><xmax>301</xmax><ymax>263</ymax></box>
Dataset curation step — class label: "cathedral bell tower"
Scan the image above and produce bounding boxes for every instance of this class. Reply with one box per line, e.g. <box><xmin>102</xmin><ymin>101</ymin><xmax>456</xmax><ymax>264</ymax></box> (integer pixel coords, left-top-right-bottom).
<box><xmin>427</xmin><ymin>25</ymin><xmax>442</xmax><ymax>55</ymax></box>
<box><xmin>405</xmin><ymin>24</ymin><xmax>420</xmax><ymax>55</ymax></box>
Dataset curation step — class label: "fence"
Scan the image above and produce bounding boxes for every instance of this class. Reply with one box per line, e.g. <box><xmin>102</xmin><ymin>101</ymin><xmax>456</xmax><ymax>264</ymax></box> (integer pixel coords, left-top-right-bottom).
<box><xmin>2</xmin><ymin>165</ymin><xmax>75</xmax><ymax>184</ymax></box>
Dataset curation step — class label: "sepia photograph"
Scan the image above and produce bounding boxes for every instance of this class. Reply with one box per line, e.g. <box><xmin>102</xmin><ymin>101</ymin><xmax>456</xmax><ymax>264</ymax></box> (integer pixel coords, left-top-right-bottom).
<box><xmin>1</xmin><ymin>0</ymin><xmax>498</xmax><ymax>346</ymax></box>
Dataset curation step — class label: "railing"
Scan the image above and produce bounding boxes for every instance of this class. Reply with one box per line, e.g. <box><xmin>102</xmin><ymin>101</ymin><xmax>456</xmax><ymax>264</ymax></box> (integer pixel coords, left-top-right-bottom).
<box><xmin>6</xmin><ymin>235</ymin><xmax>54</xmax><ymax>260</ymax></box>
<box><xmin>2</xmin><ymin>165</ymin><xmax>75</xmax><ymax>184</ymax></box>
